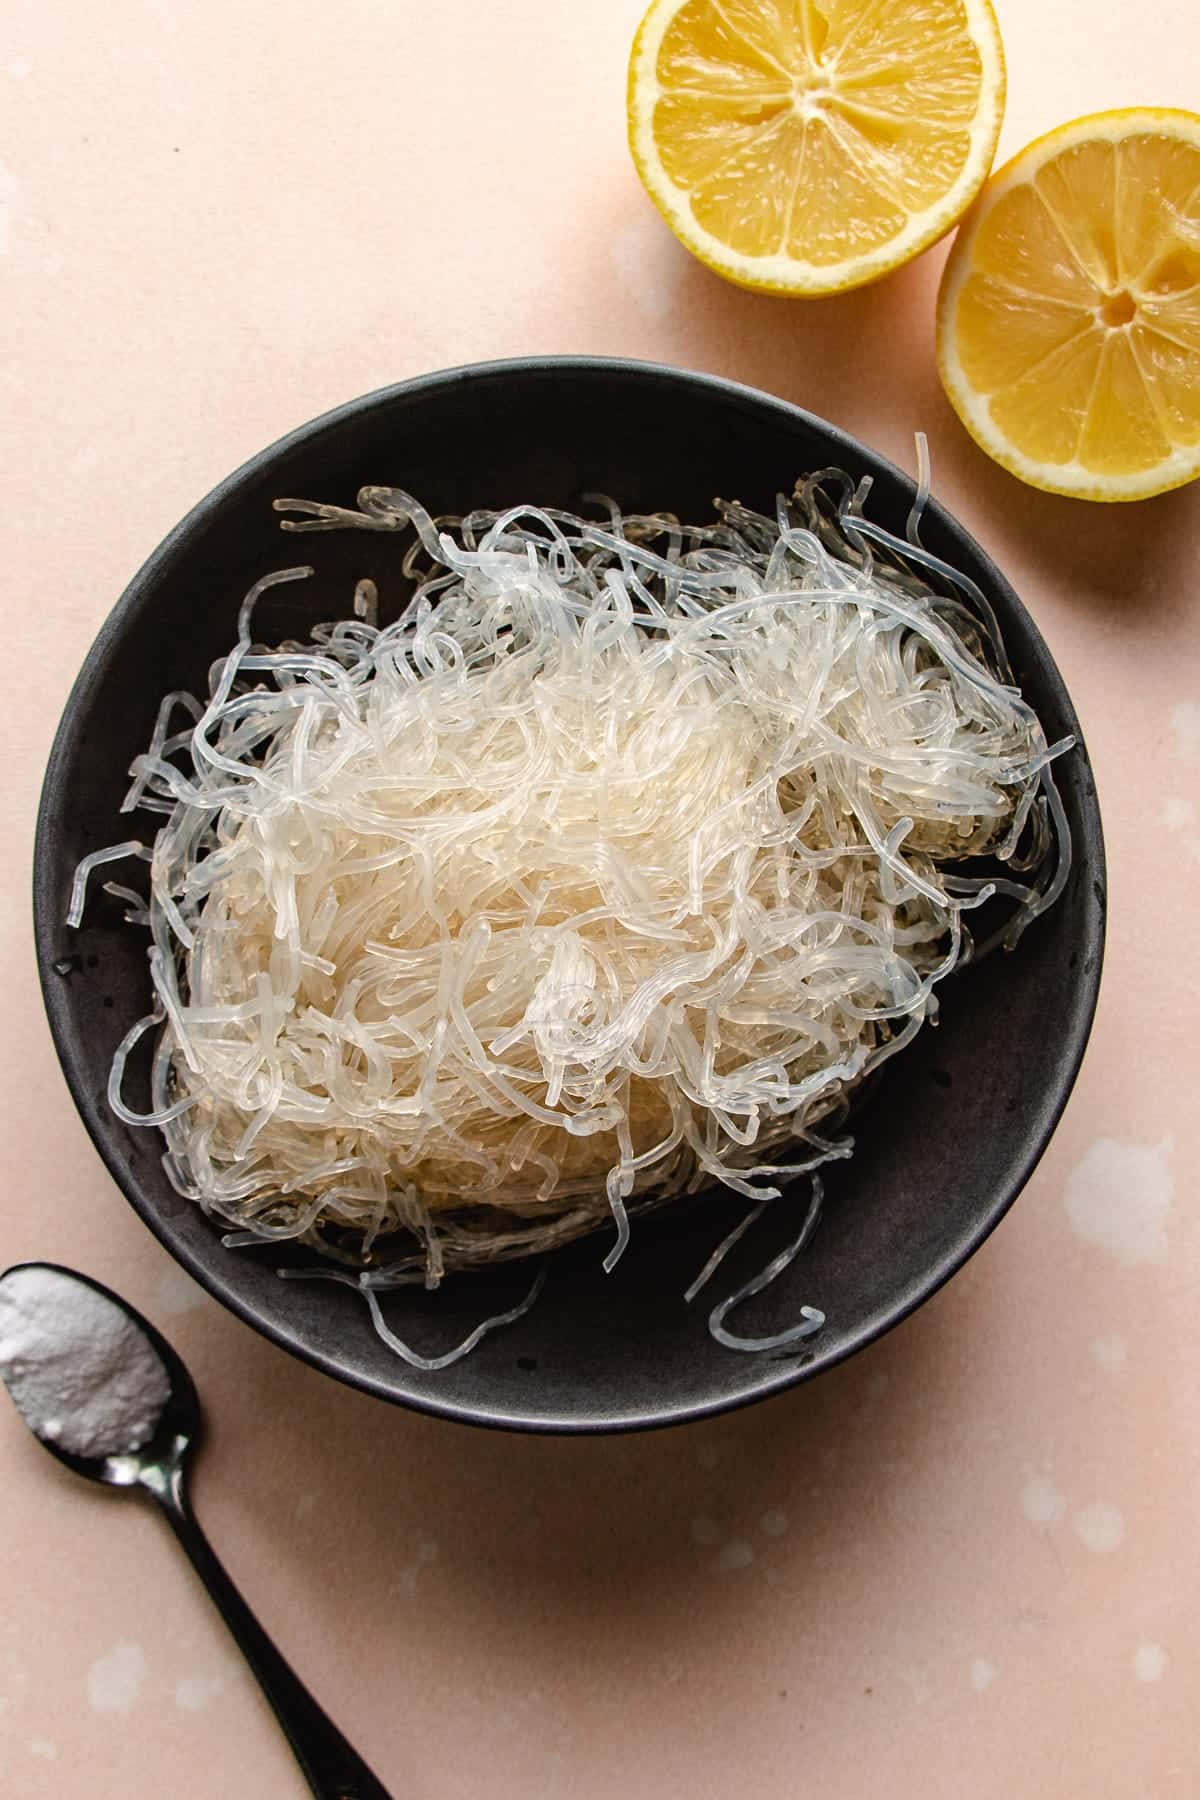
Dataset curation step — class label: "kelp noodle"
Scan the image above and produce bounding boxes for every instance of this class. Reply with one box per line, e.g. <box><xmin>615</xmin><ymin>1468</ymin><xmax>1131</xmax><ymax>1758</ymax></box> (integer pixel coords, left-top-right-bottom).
<box><xmin>69</xmin><ymin>466</ymin><xmax>1072</xmax><ymax>1366</ymax></box>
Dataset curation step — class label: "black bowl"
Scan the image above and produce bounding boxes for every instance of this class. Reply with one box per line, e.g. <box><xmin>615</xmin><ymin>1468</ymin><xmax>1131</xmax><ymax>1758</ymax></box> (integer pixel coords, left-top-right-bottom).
<box><xmin>34</xmin><ymin>357</ymin><xmax>1105</xmax><ymax>1433</ymax></box>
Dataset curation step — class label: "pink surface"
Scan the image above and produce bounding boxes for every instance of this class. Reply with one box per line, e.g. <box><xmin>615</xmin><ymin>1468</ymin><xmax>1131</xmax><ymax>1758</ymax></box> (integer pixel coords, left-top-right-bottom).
<box><xmin>2</xmin><ymin>2</ymin><xmax>1199</xmax><ymax>1794</ymax></box>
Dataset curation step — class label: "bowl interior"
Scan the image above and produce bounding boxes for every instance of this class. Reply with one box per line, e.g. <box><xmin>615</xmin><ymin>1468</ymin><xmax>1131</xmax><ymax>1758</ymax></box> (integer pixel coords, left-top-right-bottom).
<box><xmin>34</xmin><ymin>360</ymin><xmax>1105</xmax><ymax>1431</ymax></box>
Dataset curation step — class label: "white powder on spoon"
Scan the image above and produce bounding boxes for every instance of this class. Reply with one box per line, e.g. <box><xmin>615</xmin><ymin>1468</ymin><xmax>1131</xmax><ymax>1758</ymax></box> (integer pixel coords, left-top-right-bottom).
<box><xmin>0</xmin><ymin>1266</ymin><xmax>171</xmax><ymax>1458</ymax></box>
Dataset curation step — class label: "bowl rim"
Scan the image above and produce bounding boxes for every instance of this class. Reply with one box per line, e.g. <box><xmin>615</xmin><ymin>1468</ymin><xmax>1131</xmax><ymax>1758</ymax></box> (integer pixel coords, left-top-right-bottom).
<box><xmin>33</xmin><ymin>354</ymin><xmax>1107</xmax><ymax>1433</ymax></box>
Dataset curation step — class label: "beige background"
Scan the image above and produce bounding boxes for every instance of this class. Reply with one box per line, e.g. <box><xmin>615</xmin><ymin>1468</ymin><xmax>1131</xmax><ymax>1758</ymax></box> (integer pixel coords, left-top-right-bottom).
<box><xmin>2</xmin><ymin>1</ymin><xmax>1198</xmax><ymax>1794</ymax></box>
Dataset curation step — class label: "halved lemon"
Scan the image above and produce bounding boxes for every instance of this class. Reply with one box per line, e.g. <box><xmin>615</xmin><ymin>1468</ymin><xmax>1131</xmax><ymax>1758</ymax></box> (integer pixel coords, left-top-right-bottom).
<box><xmin>937</xmin><ymin>109</ymin><xmax>1200</xmax><ymax>501</ymax></box>
<box><xmin>627</xmin><ymin>0</ymin><xmax>1006</xmax><ymax>296</ymax></box>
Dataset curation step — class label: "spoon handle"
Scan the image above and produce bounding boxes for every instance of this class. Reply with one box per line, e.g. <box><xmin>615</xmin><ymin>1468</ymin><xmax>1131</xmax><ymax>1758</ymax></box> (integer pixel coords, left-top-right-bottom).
<box><xmin>155</xmin><ymin>1476</ymin><xmax>392</xmax><ymax>1800</ymax></box>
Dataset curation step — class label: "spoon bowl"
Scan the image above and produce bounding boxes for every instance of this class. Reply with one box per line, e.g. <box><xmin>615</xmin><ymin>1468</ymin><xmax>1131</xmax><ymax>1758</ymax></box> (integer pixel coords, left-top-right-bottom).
<box><xmin>2</xmin><ymin>1262</ymin><xmax>200</xmax><ymax>1495</ymax></box>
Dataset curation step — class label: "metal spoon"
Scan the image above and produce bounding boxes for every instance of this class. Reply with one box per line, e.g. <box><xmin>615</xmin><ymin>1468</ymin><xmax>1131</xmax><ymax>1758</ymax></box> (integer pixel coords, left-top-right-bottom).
<box><xmin>0</xmin><ymin>1262</ymin><xmax>391</xmax><ymax>1800</ymax></box>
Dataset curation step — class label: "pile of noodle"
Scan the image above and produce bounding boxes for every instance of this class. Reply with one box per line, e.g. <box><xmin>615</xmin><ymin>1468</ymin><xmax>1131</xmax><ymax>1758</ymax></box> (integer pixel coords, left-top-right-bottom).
<box><xmin>71</xmin><ymin>465</ymin><xmax>1071</xmax><ymax>1361</ymax></box>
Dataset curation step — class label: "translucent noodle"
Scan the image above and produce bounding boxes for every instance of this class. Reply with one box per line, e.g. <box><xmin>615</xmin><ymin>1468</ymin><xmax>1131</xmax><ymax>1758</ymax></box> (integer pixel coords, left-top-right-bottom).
<box><xmin>71</xmin><ymin>472</ymin><xmax>1073</xmax><ymax>1360</ymax></box>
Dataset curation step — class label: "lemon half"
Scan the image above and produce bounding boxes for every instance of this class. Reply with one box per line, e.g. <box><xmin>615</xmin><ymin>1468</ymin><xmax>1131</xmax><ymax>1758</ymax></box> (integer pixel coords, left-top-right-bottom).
<box><xmin>937</xmin><ymin>108</ymin><xmax>1200</xmax><ymax>501</ymax></box>
<box><xmin>628</xmin><ymin>0</ymin><xmax>1006</xmax><ymax>297</ymax></box>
